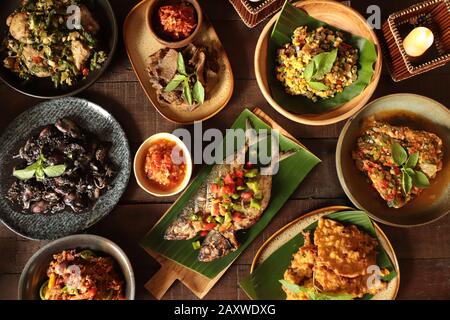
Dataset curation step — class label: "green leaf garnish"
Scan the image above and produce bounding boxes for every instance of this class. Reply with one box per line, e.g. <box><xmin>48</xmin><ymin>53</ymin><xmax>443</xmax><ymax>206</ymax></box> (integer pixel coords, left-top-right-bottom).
<box><xmin>193</xmin><ymin>80</ymin><xmax>205</xmax><ymax>104</ymax></box>
<box><xmin>279</xmin><ymin>280</ymin><xmax>353</xmax><ymax>300</ymax></box>
<box><xmin>412</xmin><ymin>171</ymin><xmax>430</xmax><ymax>188</ymax></box>
<box><xmin>43</xmin><ymin>164</ymin><xmax>66</xmax><ymax>178</ymax></box>
<box><xmin>401</xmin><ymin>170</ymin><xmax>412</xmax><ymax>195</ymax></box>
<box><xmin>165</xmin><ymin>74</ymin><xmax>186</xmax><ymax>92</ymax></box>
<box><xmin>308</xmin><ymin>81</ymin><xmax>329</xmax><ymax>91</ymax></box>
<box><xmin>12</xmin><ymin>153</ymin><xmax>65</xmax><ymax>181</ymax></box>
<box><xmin>182</xmin><ymin>80</ymin><xmax>193</xmax><ymax>105</ymax></box>
<box><xmin>13</xmin><ymin>166</ymin><xmax>37</xmax><ymax>180</ymax></box>
<box><xmin>177</xmin><ymin>52</ymin><xmax>187</xmax><ymax>76</ymax></box>
<box><xmin>391</xmin><ymin>142</ymin><xmax>408</xmax><ymax>166</ymax></box>
<box><xmin>303</xmin><ymin>61</ymin><xmax>315</xmax><ymax>82</ymax></box>
<box><xmin>278</xmin><ymin>280</ymin><xmax>306</xmax><ymax>294</ymax></box>
<box><xmin>311</xmin><ymin>49</ymin><xmax>338</xmax><ymax>80</ymax></box>
<box><xmin>404</xmin><ymin>168</ymin><xmax>415</xmax><ymax>177</ymax></box>
<box><xmin>405</xmin><ymin>152</ymin><xmax>419</xmax><ymax>169</ymax></box>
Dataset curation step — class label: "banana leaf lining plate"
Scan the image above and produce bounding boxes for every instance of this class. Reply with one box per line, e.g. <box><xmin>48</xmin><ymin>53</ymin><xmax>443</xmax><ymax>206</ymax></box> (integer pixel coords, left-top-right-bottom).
<box><xmin>140</xmin><ymin>108</ymin><xmax>321</xmax><ymax>279</ymax></box>
<box><xmin>239</xmin><ymin>206</ymin><xmax>400</xmax><ymax>300</ymax></box>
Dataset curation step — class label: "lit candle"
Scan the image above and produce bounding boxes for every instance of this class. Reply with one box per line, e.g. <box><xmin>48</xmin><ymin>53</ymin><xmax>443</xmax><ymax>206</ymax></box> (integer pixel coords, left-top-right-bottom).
<box><xmin>402</xmin><ymin>27</ymin><xmax>434</xmax><ymax>57</ymax></box>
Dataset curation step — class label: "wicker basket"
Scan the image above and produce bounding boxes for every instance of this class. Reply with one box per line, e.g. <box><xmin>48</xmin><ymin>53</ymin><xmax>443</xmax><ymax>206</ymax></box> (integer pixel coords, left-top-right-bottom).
<box><xmin>228</xmin><ymin>0</ymin><xmax>288</xmax><ymax>28</ymax></box>
<box><xmin>382</xmin><ymin>0</ymin><xmax>450</xmax><ymax>82</ymax></box>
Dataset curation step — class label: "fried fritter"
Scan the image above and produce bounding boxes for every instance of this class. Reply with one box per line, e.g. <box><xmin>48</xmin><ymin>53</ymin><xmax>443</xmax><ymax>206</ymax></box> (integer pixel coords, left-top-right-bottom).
<box><xmin>314</xmin><ymin>218</ymin><xmax>378</xmax><ymax>278</ymax></box>
<box><xmin>281</xmin><ymin>218</ymin><xmax>388</xmax><ymax>300</ymax></box>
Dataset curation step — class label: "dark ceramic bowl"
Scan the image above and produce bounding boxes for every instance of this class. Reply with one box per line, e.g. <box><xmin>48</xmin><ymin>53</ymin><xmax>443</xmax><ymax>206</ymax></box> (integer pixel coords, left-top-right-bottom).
<box><xmin>146</xmin><ymin>0</ymin><xmax>203</xmax><ymax>49</ymax></box>
<box><xmin>336</xmin><ymin>94</ymin><xmax>450</xmax><ymax>227</ymax></box>
<box><xmin>19</xmin><ymin>234</ymin><xmax>135</xmax><ymax>300</ymax></box>
<box><xmin>0</xmin><ymin>98</ymin><xmax>131</xmax><ymax>240</ymax></box>
<box><xmin>0</xmin><ymin>0</ymin><xmax>118</xmax><ymax>99</ymax></box>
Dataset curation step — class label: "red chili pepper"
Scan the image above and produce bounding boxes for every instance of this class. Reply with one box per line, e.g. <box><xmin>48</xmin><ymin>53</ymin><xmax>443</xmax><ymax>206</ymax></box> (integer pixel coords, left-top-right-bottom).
<box><xmin>32</xmin><ymin>56</ymin><xmax>43</xmax><ymax>64</ymax></box>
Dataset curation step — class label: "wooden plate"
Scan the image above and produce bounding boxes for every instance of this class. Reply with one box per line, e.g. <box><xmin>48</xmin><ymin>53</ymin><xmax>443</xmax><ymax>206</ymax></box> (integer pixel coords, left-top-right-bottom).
<box><xmin>123</xmin><ymin>0</ymin><xmax>234</xmax><ymax>124</ymax></box>
<box><xmin>254</xmin><ymin>0</ymin><xmax>382</xmax><ymax>126</ymax></box>
<box><xmin>250</xmin><ymin>206</ymin><xmax>400</xmax><ymax>300</ymax></box>
<box><xmin>336</xmin><ymin>93</ymin><xmax>450</xmax><ymax>227</ymax></box>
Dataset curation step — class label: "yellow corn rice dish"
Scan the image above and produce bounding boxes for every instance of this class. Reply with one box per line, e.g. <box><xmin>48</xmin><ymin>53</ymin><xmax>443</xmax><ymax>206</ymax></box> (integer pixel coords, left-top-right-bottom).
<box><xmin>276</xmin><ymin>26</ymin><xmax>359</xmax><ymax>102</ymax></box>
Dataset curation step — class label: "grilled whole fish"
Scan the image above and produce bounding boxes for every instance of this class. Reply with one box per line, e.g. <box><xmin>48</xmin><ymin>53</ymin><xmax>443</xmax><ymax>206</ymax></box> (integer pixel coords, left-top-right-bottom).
<box><xmin>164</xmin><ymin>118</ymin><xmax>296</xmax><ymax>262</ymax></box>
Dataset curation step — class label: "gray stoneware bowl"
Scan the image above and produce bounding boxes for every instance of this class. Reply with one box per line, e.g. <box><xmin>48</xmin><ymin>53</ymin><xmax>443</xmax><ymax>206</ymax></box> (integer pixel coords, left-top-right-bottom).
<box><xmin>0</xmin><ymin>0</ymin><xmax>118</xmax><ymax>99</ymax></box>
<box><xmin>0</xmin><ymin>97</ymin><xmax>131</xmax><ymax>240</ymax></box>
<box><xmin>18</xmin><ymin>234</ymin><xmax>135</xmax><ymax>300</ymax></box>
<box><xmin>336</xmin><ymin>93</ymin><xmax>450</xmax><ymax>227</ymax></box>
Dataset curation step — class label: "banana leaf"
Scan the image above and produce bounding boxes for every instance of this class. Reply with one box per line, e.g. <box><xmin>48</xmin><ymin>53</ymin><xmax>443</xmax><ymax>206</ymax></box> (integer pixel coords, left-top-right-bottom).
<box><xmin>239</xmin><ymin>210</ymin><xmax>398</xmax><ymax>300</ymax></box>
<box><xmin>268</xmin><ymin>1</ymin><xmax>377</xmax><ymax>114</ymax></box>
<box><xmin>140</xmin><ymin>109</ymin><xmax>321</xmax><ymax>279</ymax></box>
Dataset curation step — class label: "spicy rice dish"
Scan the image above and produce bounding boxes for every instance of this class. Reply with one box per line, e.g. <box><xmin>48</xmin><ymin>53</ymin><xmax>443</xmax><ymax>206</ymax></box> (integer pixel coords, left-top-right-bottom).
<box><xmin>40</xmin><ymin>249</ymin><xmax>125</xmax><ymax>300</ymax></box>
<box><xmin>276</xmin><ymin>26</ymin><xmax>359</xmax><ymax>102</ymax></box>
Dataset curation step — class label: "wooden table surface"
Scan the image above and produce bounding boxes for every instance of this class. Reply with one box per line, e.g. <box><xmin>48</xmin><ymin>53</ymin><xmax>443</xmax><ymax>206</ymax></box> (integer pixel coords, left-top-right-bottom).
<box><xmin>1</xmin><ymin>0</ymin><xmax>449</xmax><ymax>300</ymax></box>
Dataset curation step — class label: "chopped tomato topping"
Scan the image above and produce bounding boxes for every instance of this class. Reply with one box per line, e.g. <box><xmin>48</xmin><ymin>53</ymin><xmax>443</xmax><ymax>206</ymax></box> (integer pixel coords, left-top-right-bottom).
<box><xmin>232</xmin><ymin>212</ymin><xmax>243</xmax><ymax>222</ymax></box>
<box><xmin>240</xmin><ymin>191</ymin><xmax>253</xmax><ymax>200</ymax></box>
<box><xmin>223</xmin><ymin>173</ymin><xmax>234</xmax><ymax>185</ymax></box>
<box><xmin>210</xmin><ymin>183</ymin><xmax>220</xmax><ymax>194</ymax></box>
<box><xmin>235</xmin><ymin>177</ymin><xmax>244</xmax><ymax>186</ymax></box>
<box><xmin>211</xmin><ymin>203</ymin><xmax>220</xmax><ymax>216</ymax></box>
<box><xmin>221</xmin><ymin>185</ymin><xmax>235</xmax><ymax>195</ymax></box>
<box><xmin>245</xmin><ymin>162</ymin><xmax>253</xmax><ymax>169</ymax></box>
<box><xmin>204</xmin><ymin>223</ymin><xmax>216</xmax><ymax>231</ymax></box>
<box><xmin>235</xmin><ymin>170</ymin><xmax>244</xmax><ymax>178</ymax></box>
<box><xmin>200</xmin><ymin>230</ymin><xmax>209</xmax><ymax>237</ymax></box>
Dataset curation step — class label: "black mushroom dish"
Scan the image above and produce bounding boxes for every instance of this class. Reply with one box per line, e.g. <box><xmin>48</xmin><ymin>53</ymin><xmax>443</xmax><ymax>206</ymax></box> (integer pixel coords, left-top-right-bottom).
<box><xmin>7</xmin><ymin>118</ymin><xmax>116</xmax><ymax>214</ymax></box>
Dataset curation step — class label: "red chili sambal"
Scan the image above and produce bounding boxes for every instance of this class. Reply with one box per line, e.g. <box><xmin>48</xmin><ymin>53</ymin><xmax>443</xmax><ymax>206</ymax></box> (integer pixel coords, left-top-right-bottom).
<box><xmin>158</xmin><ymin>2</ymin><xmax>197</xmax><ymax>40</ymax></box>
<box><xmin>145</xmin><ymin>139</ymin><xmax>186</xmax><ymax>191</ymax></box>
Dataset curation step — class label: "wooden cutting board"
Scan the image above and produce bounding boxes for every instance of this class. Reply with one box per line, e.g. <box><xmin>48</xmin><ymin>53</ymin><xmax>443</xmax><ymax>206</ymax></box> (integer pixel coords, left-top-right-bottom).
<box><xmin>144</xmin><ymin>107</ymin><xmax>308</xmax><ymax>299</ymax></box>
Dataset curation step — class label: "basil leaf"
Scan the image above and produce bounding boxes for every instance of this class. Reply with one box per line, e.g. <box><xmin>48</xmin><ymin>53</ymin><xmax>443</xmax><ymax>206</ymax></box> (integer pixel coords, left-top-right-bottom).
<box><xmin>165</xmin><ymin>74</ymin><xmax>186</xmax><ymax>92</ymax></box>
<box><xmin>304</xmin><ymin>60</ymin><xmax>315</xmax><ymax>82</ymax></box>
<box><xmin>405</xmin><ymin>152</ymin><xmax>419</xmax><ymax>169</ymax></box>
<box><xmin>312</xmin><ymin>49</ymin><xmax>337</xmax><ymax>80</ymax></box>
<box><xmin>192</xmin><ymin>80</ymin><xmax>205</xmax><ymax>104</ymax></box>
<box><xmin>43</xmin><ymin>164</ymin><xmax>66</xmax><ymax>178</ymax></box>
<box><xmin>177</xmin><ymin>52</ymin><xmax>187</xmax><ymax>76</ymax></box>
<box><xmin>412</xmin><ymin>171</ymin><xmax>430</xmax><ymax>188</ymax></box>
<box><xmin>391</xmin><ymin>142</ymin><xmax>407</xmax><ymax>166</ymax></box>
<box><xmin>279</xmin><ymin>280</ymin><xmax>307</xmax><ymax>294</ymax></box>
<box><xmin>401</xmin><ymin>171</ymin><xmax>412</xmax><ymax>195</ymax></box>
<box><xmin>308</xmin><ymin>81</ymin><xmax>329</xmax><ymax>91</ymax></box>
<box><xmin>404</xmin><ymin>168</ymin><xmax>416</xmax><ymax>177</ymax></box>
<box><xmin>35</xmin><ymin>167</ymin><xmax>45</xmax><ymax>182</ymax></box>
<box><xmin>13</xmin><ymin>167</ymin><xmax>36</xmax><ymax>180</ymax></box>
<box><xmin>182</xmin><ymin>80</ymin><xmax>193</xmax><ymax>106</ymax></box>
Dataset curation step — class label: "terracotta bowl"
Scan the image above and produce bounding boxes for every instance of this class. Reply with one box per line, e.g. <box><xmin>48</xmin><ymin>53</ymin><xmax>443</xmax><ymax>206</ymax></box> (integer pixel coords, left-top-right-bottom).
<box><xmin>254</xmin><ymin>0</ymin><xmax>382</xmax><ymax>126</ymax></box>
<box><xmin>134</xmin><ymin>133</ymin><xmax>193</xmax><ymax>197</ymax></box>
<box><xmin>146</xmin><ymin>0</ymin><xmax>203</xmax><ymax>49</ymax></box>
<box><xmin>336</xmin><ymin>94</ymin><xmax>450</xmax><ymax>227</ymax></box>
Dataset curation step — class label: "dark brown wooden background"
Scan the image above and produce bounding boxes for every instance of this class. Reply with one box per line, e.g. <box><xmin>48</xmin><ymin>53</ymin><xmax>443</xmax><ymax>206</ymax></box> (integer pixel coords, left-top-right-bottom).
<box><xmin>1</xmin><ymin>0</ymin><xmax>449</xmax><ymax>300</ymax></box>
